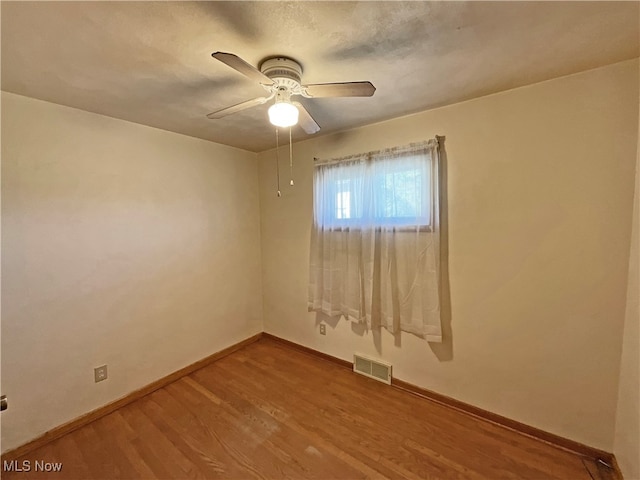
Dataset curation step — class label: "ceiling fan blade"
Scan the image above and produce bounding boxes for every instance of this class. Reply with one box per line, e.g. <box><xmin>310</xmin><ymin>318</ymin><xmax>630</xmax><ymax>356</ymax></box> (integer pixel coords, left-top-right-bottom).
<box><xmin>303</xmin><ymin>81</ymin><xmax>376</xmax><ymax>98</ymax></box>
<box><xmin>206</xmin><ymin>96</ymin><xmax>271</xmax><ymax>119</ymax></box>
<box><xmin>292</xmin><ymin>102</ymin><xmax>320</xmax><ymax>134</ymax></box>
<box><xmin>211</xmin><ymin>52</ymin><xmax>274</xmax><ymax>86</ymax></box>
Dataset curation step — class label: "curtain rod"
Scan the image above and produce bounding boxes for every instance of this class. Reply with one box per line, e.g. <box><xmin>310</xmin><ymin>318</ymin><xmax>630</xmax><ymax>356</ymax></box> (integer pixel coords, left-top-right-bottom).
<box><xmin>313</xmin><ymin>136</ymin><xmax>445</xmax><ymax>165</ymax></box>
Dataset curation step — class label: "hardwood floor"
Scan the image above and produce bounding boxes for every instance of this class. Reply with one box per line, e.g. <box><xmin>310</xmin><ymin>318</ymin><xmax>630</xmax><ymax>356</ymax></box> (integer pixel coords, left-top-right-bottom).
<box><xmin>2</xmin><ymin>337</ymin><xmax>617</xmax><ymax>479</ymax></box>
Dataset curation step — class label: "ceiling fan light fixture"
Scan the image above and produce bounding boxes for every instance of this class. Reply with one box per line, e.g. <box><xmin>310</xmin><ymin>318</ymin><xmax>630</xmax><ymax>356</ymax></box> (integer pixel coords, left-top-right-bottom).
<box><xmin>208</xmin><ymin>52</ymin><xmax>375</xmax><ymax>134</ymax></box>
<box><xmin>268</xmin><ymin>101</ymin><xmax>299</xmax><ymax>128</ymax></box>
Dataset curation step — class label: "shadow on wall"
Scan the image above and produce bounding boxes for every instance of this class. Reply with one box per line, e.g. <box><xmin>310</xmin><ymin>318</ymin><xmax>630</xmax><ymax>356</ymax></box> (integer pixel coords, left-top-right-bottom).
<box><xmin>313</xmin><ymin>137</ymin><xmax>454</xmax><ymax>362</ymax></box>
<box><xmin>429</xmin><ymin>136</ymin><xmax>453</xmax><ymax>362</ymax></box>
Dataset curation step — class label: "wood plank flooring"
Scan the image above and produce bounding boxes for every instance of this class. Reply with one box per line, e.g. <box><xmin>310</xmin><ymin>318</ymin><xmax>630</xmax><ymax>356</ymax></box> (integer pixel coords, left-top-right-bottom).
<box><xmin>2</xmin><ymin>337</ymin><xmax>617</xmax><ymax>479</ymax></box>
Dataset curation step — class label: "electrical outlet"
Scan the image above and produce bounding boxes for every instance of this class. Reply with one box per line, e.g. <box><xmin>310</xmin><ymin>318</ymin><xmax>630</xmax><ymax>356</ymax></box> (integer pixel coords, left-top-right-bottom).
<box><xmin>94</xmin><ymin>365</ymin><xmax>108</xmax><ymax>383</ymax></box>
<box><xmin>319</xmin><ymin>324</ymin><xmax>326</xmax><ymax>335</ymax></box>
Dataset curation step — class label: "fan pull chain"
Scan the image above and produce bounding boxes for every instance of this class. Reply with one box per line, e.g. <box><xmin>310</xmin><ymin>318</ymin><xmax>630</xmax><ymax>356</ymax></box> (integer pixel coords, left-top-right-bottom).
<box><xmin>275</xmin><ymin>128</ymin><xmax>281</xmax><ymax>197</ymax></box>
<box><xmin>289</xmin><ymin>127</ymin><xmax>294</xmax><ymax>186</ymax></box>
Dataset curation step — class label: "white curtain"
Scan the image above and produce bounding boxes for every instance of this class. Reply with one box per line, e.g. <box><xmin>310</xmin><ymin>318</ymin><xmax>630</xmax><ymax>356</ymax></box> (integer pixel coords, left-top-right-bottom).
<box><xmin>308</xmin><ymin>139</ymin><xmax>442</xmax><ymax>342</ymax></box>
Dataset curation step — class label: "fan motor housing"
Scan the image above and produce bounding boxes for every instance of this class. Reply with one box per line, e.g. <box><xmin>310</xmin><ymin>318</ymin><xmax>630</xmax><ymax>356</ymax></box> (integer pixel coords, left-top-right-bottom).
<box><xmin>260</xmin><ymin>57</ymin><xmax>302</xmax><ymax>89</ymax></box>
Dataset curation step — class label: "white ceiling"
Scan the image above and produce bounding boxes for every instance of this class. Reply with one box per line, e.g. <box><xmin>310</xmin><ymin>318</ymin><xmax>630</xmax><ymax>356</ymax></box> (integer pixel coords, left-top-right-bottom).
<box><xmin>2</xmin><ymin>1</ymin><xmax>638</xmax><ymax>152</ymax></box>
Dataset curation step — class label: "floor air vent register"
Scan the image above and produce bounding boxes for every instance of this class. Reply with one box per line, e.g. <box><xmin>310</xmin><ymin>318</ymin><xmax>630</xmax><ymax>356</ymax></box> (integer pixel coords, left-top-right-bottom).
<box><xmin>353</xmin><ymin>354</ymin><xmax>392</xmax><ymax>385</ymax></box>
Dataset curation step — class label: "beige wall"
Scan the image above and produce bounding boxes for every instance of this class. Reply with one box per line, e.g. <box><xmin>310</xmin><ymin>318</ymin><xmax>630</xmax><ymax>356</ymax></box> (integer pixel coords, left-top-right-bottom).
<box><xmin>2</xmin><ymin>58</ymin><xmax>638</xmax><ymax>458</ymax></box>
<box><xmin>614</xmin><ymin>93</ymin><xmax>640</xmax><ymax>478</ymax></box>
<box><xmin>258</xmin><ymin>59</ymin><xmax>639</xmax><ymax>451</ymax></box>
<box><xmin>0</xmin><ymin>92</ymin><xmax>263</xmax><ymax>453</ymax></box>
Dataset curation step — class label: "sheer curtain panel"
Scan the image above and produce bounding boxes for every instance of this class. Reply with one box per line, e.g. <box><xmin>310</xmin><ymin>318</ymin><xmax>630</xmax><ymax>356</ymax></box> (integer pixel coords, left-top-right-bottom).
<box><xmin>308</xmin><ymin>139</ymin><xmax>442</xmax><ymax>342</ymax></box>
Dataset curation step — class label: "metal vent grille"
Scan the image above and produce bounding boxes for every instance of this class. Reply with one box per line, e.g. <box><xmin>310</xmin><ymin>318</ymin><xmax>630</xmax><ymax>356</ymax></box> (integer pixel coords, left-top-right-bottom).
<box><xmin>353</xmin><ymin>354</ymin><xmax>392</xmax><ymax>385</ymax></box>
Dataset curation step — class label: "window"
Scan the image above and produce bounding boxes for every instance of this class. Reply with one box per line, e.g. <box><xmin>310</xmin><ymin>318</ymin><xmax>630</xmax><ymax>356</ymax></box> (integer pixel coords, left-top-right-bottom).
<box><xmin>314</xmin><ymin>148</ymin><xmax>434</xmax><ymax>229</ymax></box>
<box><xmin>309</xmin><ymin>139</ymin><xmax>443</xmax><ymax>342</ymax></box>
<box><xmin>335</xmin><ymin>180</ymin><xmax>352</xmax><ymax>220</ymax></box>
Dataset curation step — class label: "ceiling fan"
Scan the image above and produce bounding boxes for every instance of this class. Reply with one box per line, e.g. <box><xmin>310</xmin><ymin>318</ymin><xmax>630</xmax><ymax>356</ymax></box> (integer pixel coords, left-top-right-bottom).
<box><xmin>206</xmin><ymin>52</ymin><xmax>376</xmax><ymax>134</ymax></box>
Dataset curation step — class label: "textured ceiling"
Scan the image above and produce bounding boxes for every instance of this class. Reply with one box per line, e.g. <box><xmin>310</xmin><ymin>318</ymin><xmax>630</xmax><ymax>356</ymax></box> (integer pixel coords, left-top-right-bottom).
<box><xmin>2</xmin><ymin>1</ymin><xmax>638</xmax><ymax>152</ymax></box>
